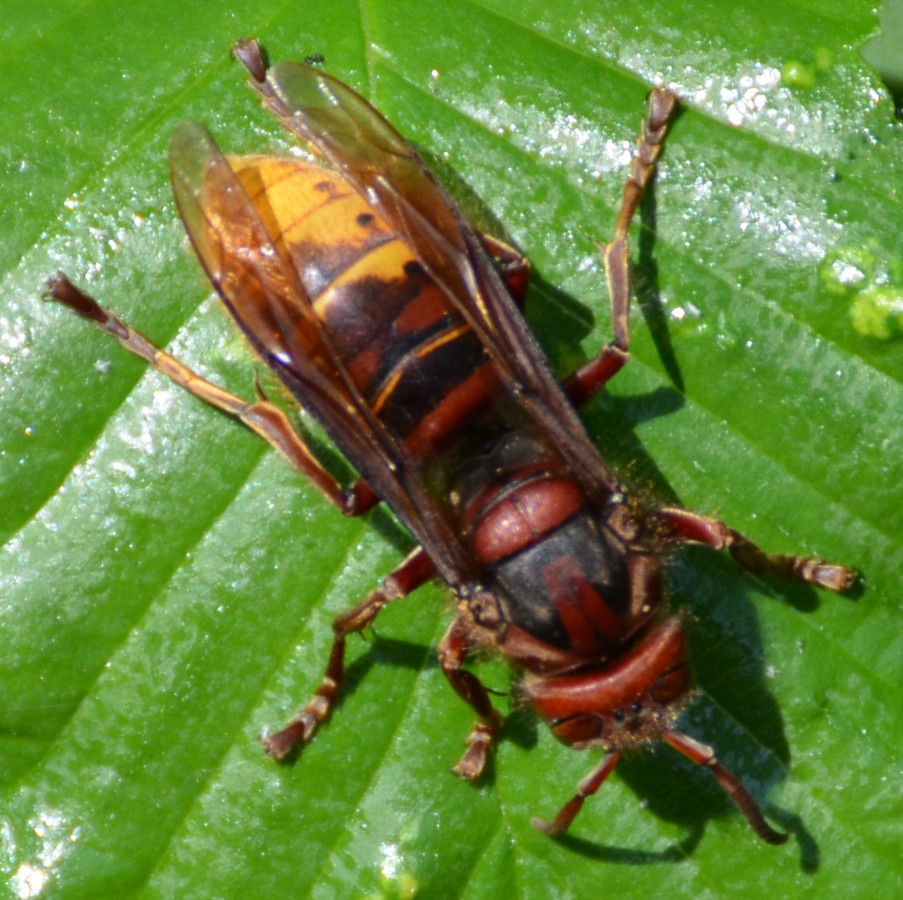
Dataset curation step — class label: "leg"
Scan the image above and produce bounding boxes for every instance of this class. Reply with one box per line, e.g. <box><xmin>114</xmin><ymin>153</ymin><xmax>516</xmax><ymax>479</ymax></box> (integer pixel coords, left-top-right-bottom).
<box><xmin>480</xmin><ymin>233</ymin><xmax>530</xmax><ymax>306</ymax></box>
<box><xmin>438</xmin><ymin>616</ymin><xmax>505</xmax><ymax>781</ymax></box>
<box><xmin>263</xmin><ymin>545</ymin><xmax>436</xmax><ymax>759</ymax></box>
<box><xmin>564</xmin><ymin>90</ymin><xmax>679</xmax><ymax>408</ymax></box>
<box><xmin>531</xmin><ymin>731</ymin><xmax>787</xmax><ymax>842</ymax></box>
<box><xmin>45</xmin><ymin>274</ymin><xmax>377</xmax><ymax>515</ymax></box>
<box><xmin>531</xmin><ymin>751</ymin><xmax>620</xmax><ymax>837</ymax></box>
<box><xmin>663</xmin><ymin>730</ymin><xmax>787</xmax><ymax>844</ymax></box>
<box><xmin>658</xmin><ymin>506</ymin><xmax>854</xmax><ymax>592</ymax></box>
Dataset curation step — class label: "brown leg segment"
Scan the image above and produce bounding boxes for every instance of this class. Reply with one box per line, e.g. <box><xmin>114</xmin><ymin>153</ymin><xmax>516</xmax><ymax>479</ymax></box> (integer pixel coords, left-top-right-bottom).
<box><xmin>438</xmin><ymin>616</ymin><xmax>505</xmax><ymax>781</ymax></box>
<box><xmin>532</xmin><ymin>730</ymin><xmax>788</xmax><ymax>842</ymax></box>
<box><xmin>658</xmin><ymin>507</ymin><xmax>854</xmax><ymax>592</ymax></box>
<box><xmin>263</xmin><ymin>546</ymin><xmax>436</xmax><ymax>759</ymax></box>
<box><xmin>663</xmin><ymin>730</ymin><xmax>788</xmax><ymax>845</ymax></box>
<box><xmin>531</xmin><ymin>750</ymin><xmax>621</xmax><ymax>837</ymax></box>
<box><xmin>480</xmin><ymin>233</ymin><xmax>531</xmax><ymax>306</ymax></box>
<box><xmin>45</xmin><ymin>274</ymin><xmax>377</xmax><ymax>515</ymax></box>
<box><xmin>565</xmin><ymin>89</ymin><xmax>679</xmax><ymax>409</ymax></box>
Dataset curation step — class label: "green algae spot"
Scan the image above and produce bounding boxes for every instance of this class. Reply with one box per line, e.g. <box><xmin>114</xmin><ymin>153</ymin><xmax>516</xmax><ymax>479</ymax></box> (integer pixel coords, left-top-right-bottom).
<box><xmin>850</xmin><ymin>286</ymin><xmax>903</xmax><ymax>340</ymax></box>
<box><xmin>820</xmin><ymin>240</ymin><xmax>903</xmax><ymax>340</ymax></box>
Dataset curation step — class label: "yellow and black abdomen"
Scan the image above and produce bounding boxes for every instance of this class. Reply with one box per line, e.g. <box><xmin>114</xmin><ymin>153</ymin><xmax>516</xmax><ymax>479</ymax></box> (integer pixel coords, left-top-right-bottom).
<box><xmin>231</xmin><ymin>155</ymin><xmax>502</xmax><ymax>462</ymax></box>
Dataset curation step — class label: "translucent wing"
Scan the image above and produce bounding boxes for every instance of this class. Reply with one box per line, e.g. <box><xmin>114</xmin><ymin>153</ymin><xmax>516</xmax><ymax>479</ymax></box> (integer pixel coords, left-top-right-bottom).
<box><xmin>250</xmin><ymin>59</ymin><xmax>621</xmax><ymax>501</ymax></box>
<box><xmin>169</xmin><ymin>121</ymin><xmax>478</xmax><ymax>586</ymax></box>
<box><xmin>259</xmin><ymin>61</ymin><xmax>471</xmax><ymax>296</ymax></box>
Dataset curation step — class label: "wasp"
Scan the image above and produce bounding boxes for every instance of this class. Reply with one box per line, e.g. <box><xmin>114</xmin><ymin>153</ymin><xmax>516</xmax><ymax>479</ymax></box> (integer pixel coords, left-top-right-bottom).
<box><xmin>46</xmin><ymin>38</ymin><xmax>853</xmax><ymax>844</ymax></box>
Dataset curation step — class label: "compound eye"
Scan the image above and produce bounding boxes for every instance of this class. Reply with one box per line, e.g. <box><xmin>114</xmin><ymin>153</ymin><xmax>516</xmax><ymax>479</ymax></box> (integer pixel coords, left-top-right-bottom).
<box><xmin>651</xmin><ymin>662</ymin><xmax>691</xmax><ymax>705</ymax></box>
<box><xmin>551</xmin><ymin>714</ymin><xmax>604</xmax><ymax>745</ymax></box>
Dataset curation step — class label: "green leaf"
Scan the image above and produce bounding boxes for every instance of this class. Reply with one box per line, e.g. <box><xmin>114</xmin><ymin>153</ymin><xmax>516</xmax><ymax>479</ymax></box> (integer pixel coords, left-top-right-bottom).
<box><xmin>2</xmin><ymin>1</ymin><xmax>901</xmax><ymax>897</ymax></box>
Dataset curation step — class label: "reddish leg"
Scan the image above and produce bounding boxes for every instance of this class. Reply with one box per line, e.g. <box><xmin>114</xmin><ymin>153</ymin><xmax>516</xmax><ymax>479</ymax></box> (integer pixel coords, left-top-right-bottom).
<box><xmin>42</xmin><ymin>277</ymin><xmax>440</xmax><ymax>758</ymax></box>
<box><xmin>658</xmin><ymin>507</ymin><xmax>854</xmax><ymax>593</ymax></box>
<box><xmin>565</xmin><ymin>89</ymin><xmax>679</xmax><ymax>408</ymax></box>
<box><xmin>480</xmin><ymin>233</ymin><xmax>531</xmax><ymax>306</ymax></box>
<box><xmin>532</xmin><ymin>730</ymin><xmax>788</xmax><ymax>842</ymax></box>
<box><xmin>45</xmin><ymin>274</ymin><xmax>378</xmax><ymax>515</ymax></box>
<box><xmin>438</xmin><ymin>616</ymin><xmax>505</xmax><ymax>781</ymax></box>
<box><xmin>663</xmin><ymin>730</ymin><xmax>788</xmax><ymax>844</ymax></box>
<box><xmin>263</xmin><ymin>546</ymin><xmax>436</xmax><ymax>759</ymax></box>
<box><xmin>532</xmin><ymin>751</ymin><xmax>620</xmax><ymax>837</ymax></box>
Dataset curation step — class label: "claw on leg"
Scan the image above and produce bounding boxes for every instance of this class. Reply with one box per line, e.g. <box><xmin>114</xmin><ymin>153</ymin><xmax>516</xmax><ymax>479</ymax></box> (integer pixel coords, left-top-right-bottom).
<box><xmin>451</xmin><ymin>713</ymin><xmax>504</xmax><ymax>782</ymax></box>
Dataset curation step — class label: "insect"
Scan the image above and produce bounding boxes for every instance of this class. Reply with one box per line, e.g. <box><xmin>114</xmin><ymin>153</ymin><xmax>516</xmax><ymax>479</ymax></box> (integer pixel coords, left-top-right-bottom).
<box><xmin>47</xmin><ymin>37</ymin><xmax>853</xmax><ymax>844</ymax></box>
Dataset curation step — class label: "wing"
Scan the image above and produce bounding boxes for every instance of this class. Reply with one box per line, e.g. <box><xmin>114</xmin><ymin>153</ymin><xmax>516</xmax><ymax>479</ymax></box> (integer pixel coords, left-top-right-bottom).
<box><xmin>249</xmin><ymin>58</ymin><xmax>622</xmax><ymax>503</ymax></box>
<box><xmin>169</xmin><ymin>121</ymin><xmax>479</xmax><ymax>587</ymax></box>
